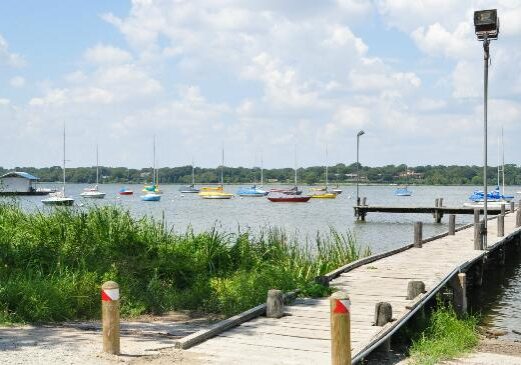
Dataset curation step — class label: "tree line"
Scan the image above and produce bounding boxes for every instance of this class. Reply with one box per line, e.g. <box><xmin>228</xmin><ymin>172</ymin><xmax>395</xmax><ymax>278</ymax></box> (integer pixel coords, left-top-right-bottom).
<box><xmin>2</xmin><ymin>164</ymin><xmax>521</xmax><ymax>186</ymax></box>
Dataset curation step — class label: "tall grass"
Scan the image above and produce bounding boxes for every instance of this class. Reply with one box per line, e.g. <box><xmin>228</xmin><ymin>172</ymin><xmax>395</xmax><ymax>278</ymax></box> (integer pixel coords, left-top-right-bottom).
<box><xmin>0</xmin><ymin>202</ymin><xmax>370</xmax><ymax>323</ymax></box>
<box><xmin>408</xmin><ymin>304</ymin><xmax>479</xmax><ymax>365</ymax></box>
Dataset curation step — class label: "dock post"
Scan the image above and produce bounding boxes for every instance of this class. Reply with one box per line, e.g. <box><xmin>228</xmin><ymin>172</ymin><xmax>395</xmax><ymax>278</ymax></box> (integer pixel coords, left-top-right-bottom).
<box><xmin>102</xmin><ymin>281</ymin><xmax>120</xmax><ymax>355</ymax></box>
<box><xmin>501</xmin><ymin>204</ymin><xmax>506</xmax><ymax>216</ymax></box>
<box><xmin>448</xmin><ymin>214</ymin><xmax>456</xmax><ymax>235</ymax></box>
<box><xmin>450</xmin><ymin>273</ymin><xmax>467</xmax><ymax>318</ymax></box>
<box><xmin>414</xmin><ymin>222</ymin><xmax>423</xmax><ymax>248</ymax></box>
<box><xmin>374</xmin><ymin>302</ymin><xmax>392</xmax><ymax>352</ymax></box>
<box><xmin>362</xmin><ymin>197</ymin><xmax>367</xmax><ymax>206</ymax></box>
<box><xmin>406</xmin><ymin>281</ymin><xmax>425</xmax><ymax>300</ymax></box>
<box><xmin>330</xmin><ymin>291</ymin><xmax>351</xmax><ymax>365</ymax></box>
<box><xmin>439</xmin><ymin>198</ymin><xmax>444</xmax><ymax>207</ymax></box>
<box><xmin>266</xmin><ymin>289</ymin><xmax>284</xmax><ymax>318</ymax></box>
<box><xmin>517</xmin><ymin>208</ymin><xmax>521</xmax><ymax>228</ymax></box>
<box><xmin>474</xmin><ymin>221</ymin><xmax>485</xmax><ymax>250</ymax></box>
<box><xmin>511</xmin><ymin>201</ymin><xmax>515</xmax><ymax>213</ymax></box>
<box><xmin>498</xmin><ymin>214</ymin><xmax>504</xmax><ymax>237</ymax></box>
<box><xmin>474</xmin><ymin>209</ymin><xmax>480</xmax><ymax>224</ymax></box>
<box><xmin>435</xmin><ymin>198</ymin><xmax>439</xmax><ymax>208</ymax></box>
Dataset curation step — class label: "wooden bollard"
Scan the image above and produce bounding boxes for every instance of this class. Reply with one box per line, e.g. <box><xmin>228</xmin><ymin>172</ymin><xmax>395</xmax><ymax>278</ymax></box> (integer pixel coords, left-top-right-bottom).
<box><xmin>474</xmin><ymin>209</ymin><xmax>480</xmax><ymax>224</ymax></box>
<box><xmin>374</xmin><ymin>302</ymin><xmax>392</xmax><ymax>352</ymax></box>
<box><xmin>501</xmin><ymin>204</ymin><xmax>506</xmax><ymax>216</ymax></box>
<box><xmin>439</xmin><ymin>198</ymin><xmax>443</xmax><ymax>207</ymax></box>
<box><xmin>450</xmin><ymin>273</ymin><xmax>467</xmax><ymax>317</ymax></box>
<box><xmin>414</xmin><ymin>222</ymin><xmax>423</xmax><ymax>248</ymax></box>
<box><xmin>102</xmin><ymin>281</ymin><xmax>120</xmax><ymax>355</ymax></box>
<box><xmin>474</xmin><ymin>221</ymin><xmax>485</xmax><ymax>250</ymax></box>
<box><xmin>406</xmin><ymin>281</ymin><xmax>425</xmax><ymax>300</ymax></box>
<box><xmin>498</xmin><ymin>214</ymin><xmax>504</xmax><ymax>237</ymax></box>
<box><xmin>511</xmin><ymin>201</ymin><xmax>515</xmax><ymax>213</ymax></box>
<box><xmin>362</xmin><ymin>197</ymin><xmax>367</xmax><ymax>206</ymax></box>
<box><xmin>448</xmin><ymin>214</ymin><xmax>456</xmax><ymax>235</ymax></box>
<box><xmin>330</xmin><ymin>291</ymin><xmax>351</xmax><ymax>365</ymax></box>
<box><xmin>517</xmin><ymin>208</ymin><xmax>521</xmax><ymax>228</ymax></box>
<box><xmin>435</xmin><ymin>198</ymin><xmax>439</xmax><ymax>208</ymax></box>
<box><xmin>266</xmin><ymin>289</ymin><xmax>284</xmax><ymax>318</ymax></box>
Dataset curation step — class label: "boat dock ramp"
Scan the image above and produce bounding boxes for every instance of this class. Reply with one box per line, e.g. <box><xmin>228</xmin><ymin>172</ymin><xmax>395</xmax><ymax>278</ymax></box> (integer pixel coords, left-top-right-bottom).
<box><xmin>173</xmin><ymin>202</ymin><xmax>521</xmax><ymax>364</ymax></box>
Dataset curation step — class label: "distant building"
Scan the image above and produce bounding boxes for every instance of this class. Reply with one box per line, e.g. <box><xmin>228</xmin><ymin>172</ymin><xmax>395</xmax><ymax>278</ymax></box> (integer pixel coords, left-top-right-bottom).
<box><xmin>0</xmin><ymin>171</ymin><xmax>40</xmax><ymax>194</ymax></box>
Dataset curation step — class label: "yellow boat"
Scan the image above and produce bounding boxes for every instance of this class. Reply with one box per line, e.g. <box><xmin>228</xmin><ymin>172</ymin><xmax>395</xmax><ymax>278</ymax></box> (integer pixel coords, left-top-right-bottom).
<box><xmin>199</xmin><ymin>186</ymin><xmax>224</xmax><ymax>192</ymax></box>
<box><xmin>310</xmin><ymin>192</ymin><xmax>337</xmax><ymax>199</ymax></box>
<box><xmin>198</xmin><ymin>189</ymin><xmax>234</xmax><ymax>199</ymax></box>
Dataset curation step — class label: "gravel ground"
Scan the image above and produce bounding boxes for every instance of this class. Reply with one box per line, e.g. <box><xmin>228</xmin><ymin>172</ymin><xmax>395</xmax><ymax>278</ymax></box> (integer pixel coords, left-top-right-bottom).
<box><xmin>0</xmin><ymin>312</ymin><xmax>211</xmax><ymax>365</ymax></box>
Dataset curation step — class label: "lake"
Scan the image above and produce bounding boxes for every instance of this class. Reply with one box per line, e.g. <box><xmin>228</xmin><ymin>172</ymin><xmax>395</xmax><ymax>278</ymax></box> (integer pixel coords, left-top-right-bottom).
<box><xmin>7</xmin><ymin>182</ymin><xmax>521</xmax><ymax>335</ymax></box>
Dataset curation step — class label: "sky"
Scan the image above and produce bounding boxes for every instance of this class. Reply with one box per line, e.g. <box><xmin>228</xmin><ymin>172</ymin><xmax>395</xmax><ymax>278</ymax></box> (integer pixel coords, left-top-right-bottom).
<box><xmin>0</xmin><ymin>0</ymin><xmax>520</xmax><ymax>169</ymax></box>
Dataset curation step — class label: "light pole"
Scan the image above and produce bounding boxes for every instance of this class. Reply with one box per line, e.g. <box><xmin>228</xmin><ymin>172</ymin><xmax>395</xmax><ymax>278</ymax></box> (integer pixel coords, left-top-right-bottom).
<box><xmin>474</xmin><ymin>9</ymin><xmax>499</xmax><ymax>247</ymax></box>
<box><xmin>356</xmin><ymin>130</ymin><xmax>365</xmax><ymax>206</ymax></box>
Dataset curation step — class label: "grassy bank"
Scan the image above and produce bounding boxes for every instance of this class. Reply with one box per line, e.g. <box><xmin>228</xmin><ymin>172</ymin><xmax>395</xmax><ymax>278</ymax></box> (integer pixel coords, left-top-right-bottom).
<box><xmin>0</xmin><ymin>202</ymin><xmax>369</xmax><ymax>323</ymax></box>
<box><xmin>408</xmin><ymin>304</ymin><xmax>479</xmax><ymax>365</ymax></box>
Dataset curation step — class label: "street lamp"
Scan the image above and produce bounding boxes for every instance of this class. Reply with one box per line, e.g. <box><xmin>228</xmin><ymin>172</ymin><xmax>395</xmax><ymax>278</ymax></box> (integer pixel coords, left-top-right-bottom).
<box><xmin>356</xmin><ymin>130</ymin><xmax>365</xmax><ymax>206</ymax></box>
<box><xmin>474</xmin><ymin>9</ymin><xmax>499</xmax><ymax>247</ymax></box>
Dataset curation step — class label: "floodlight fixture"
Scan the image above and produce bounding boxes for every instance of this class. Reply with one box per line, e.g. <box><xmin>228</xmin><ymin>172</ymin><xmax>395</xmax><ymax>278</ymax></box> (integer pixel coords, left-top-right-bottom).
<box><xmin>474</xmin><ymin>9</ymin><xmax>499</xmax><ymax>40</ymax></box>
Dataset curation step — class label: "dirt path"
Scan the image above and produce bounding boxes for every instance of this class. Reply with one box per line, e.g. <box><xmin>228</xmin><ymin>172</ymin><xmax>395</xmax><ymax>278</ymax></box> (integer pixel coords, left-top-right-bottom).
<box><xmin>0</xmin><ymin>312</ymin><xmax>212</xmax><ymax>364</ymax></box>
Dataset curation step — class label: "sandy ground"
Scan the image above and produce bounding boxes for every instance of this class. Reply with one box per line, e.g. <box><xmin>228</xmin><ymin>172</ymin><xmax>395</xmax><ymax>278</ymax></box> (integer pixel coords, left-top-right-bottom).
<box><xmin>0</xmin><ymin>312</ymin><xmax>211</xmax><ymax>365</ymax></box>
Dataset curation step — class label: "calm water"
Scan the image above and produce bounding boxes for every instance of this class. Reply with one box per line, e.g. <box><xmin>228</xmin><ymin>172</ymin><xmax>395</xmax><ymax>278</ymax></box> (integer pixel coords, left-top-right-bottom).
<box><xmin>7</xmin><ymin>183</ymin><xmax>521</xmax><ymax>333</ymax></box>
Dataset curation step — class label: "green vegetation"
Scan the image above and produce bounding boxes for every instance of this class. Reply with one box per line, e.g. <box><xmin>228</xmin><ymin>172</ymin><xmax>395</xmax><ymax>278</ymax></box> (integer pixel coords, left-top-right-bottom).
<box><xmin>408</xmin><ymin>304</ymin><xmax>479</xmax><ymax>365</ymax></box>
<box><xmin>0</xmin><ymin>203</ymin><xmax>369</xmax><ymax>323</ymax></box>
<box><xmin>2</xmin><ymin>163</ymin><xmax>521</xmax><ymax>186</ymax></box>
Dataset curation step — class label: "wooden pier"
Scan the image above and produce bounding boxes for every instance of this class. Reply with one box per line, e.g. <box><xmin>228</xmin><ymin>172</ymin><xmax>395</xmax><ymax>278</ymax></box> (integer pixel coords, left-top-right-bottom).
<box><xmin>176</xmin><ymin>204</ymin><xmax>521</xmax><ymax>364</ymax></box>
<box><xmin>354</xmin><ymin>197</ymin><xmax>511</xmax><ymax>222</ymax></box>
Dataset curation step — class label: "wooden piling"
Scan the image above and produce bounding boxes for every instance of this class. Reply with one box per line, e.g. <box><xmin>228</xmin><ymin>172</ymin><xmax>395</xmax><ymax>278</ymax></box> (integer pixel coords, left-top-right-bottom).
<box><xmin>374</xmin><ymin>302</ymin><xmax>392</xmax><ymax>352</ymax></box>
<box><xmin>439</xmin><ymin>198</ymin><xmax>444</xmax><ymax>207</ymax></box>
<box><xmin>102</xmin><ymin>281</ymin><xmax>120</xmax><ymax>355</ymax></box>
<box><xmin>510</xmin><ymin>201</ymin><xmax>515</xmax><ymax>213</ymax></box>
<box><xmin>448</xmin><ymin>214</ymin><xmax>456</xmax><ymax>235</ymax></box>
<box><xmin>435</xmin><ymin>198</ymin><xmax>439</xmax><ymax>208</ymax></box>
<box><xmin>498</xmin><ymin>214</ymin><xmax>504</xmax><ymax>237</ymax></box>
<box><xmin>414</xmin><ymin>222</ymin><xmax>423</xmax><ymax>248</ymax></box>
<box><xmin>450</xmin><ymin>273</ymin><xmax>467</xmax><ymax>317</ymax></box>
<box><xmin>330</xmin><ymin>291</ymin><xmax>351</xmax><ymax>365</ymax></box>
<box><xmin>517</xmin><ymin>208</ymin><xmax>521</xmax><ymax>228</ymax></box>
<box><xmin>474</xmin><ymin>221</ymin><xmax>485</xmax><ymax>250</ymax></box>
<box><xmin>266</xmin><ymin>289</ymin><xmax>284</xmax><ymax>318</ymax></box>
<box><xmin>362</xmin><ymin>197</ymin><xmax>367</xmax><ymax>206</ymax></box>
<box><xmin>501</xmin><ymin>204</ymin><xmax>506</xmax><ymax>216</ymax></box>
<box><xmin>406</xmin><ymin>281</ymin><xmax>425</xmax><ymax>300</ymax></box>
<box><xmin>474</xmin><ymin>209</ymin><xmax>480</xmax><ymax>224</ymax></box>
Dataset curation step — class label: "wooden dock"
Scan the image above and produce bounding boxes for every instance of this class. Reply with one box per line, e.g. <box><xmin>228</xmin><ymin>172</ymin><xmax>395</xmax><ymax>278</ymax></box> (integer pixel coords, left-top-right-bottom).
<box><xmin>178</xmin><ymin>207</ymin><xmax>521</xmax><ymax>364</ymax></box>
<box><xmin>354</xmin><ymin>197</ymin><xmax>513</xmax><ymax>222</ymax></box>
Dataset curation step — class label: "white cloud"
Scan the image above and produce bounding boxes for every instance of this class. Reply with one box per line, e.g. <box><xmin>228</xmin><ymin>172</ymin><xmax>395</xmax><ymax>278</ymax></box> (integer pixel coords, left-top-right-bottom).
<box><xmin>10</xmin><ymin>76</ymin><xmax>25</xmax><ymax>88</ymax></box>
<box><xmin>84</xmin><ymin>44</ymin><xmax>133</xmax><ymax>64</ymax></box>
<box><xmin>0</xmin><ymin>34</ymin><xmax>25</xmax><ymax>67</ymax></box>
<box><xmin>411</xmin><ymin>22</ymin><xmax>475</xmax><ymax>59</ymax></box>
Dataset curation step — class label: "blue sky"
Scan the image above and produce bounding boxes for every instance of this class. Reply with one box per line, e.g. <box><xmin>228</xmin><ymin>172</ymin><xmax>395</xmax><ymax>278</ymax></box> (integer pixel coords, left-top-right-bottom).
<box><xmin>0</xmin><ymin>0</ymin><xmax>520</xmax><ymax>169</ymax></box>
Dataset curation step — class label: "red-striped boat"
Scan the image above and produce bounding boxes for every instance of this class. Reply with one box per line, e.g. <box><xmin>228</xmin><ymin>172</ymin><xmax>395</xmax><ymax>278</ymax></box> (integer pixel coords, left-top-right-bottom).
<box><xmin>267</xmin><ymin>192</ymin><xmax>310</xmax><ymax>202</ymax></box>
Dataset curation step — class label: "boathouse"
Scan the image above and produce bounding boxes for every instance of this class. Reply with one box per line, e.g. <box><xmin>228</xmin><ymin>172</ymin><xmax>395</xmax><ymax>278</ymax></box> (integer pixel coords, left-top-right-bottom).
<box><xmin>0</xmin><ymin>171</ymin><xmax>39</xmax><ymax>194</ymax></box>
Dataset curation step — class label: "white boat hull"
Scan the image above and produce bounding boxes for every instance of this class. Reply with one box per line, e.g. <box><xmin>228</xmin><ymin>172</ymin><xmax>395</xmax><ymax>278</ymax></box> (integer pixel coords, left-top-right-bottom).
<box><xmin>42</xmin><ymin>197</ymin><xmax>75</xmax><ymax>206</ymax></box>
<box><xmin>80</xmin><ymin>191</ymin><xmax>106</xmax><ymax>199</ymax></box>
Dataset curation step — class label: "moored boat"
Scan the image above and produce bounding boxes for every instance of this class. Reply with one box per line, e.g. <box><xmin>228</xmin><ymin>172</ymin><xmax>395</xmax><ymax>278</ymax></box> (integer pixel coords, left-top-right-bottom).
<box><xmin>141</xmin><ymin>136</ymin><xmax>162</xmax><ymax>202</ymax></box>
<box><xmin>310</xmin><ymin>192</ymin><xmax>337</xmax><ymax>199</ymax></box>
<box><xmin>395</xmin><ymin>187</ymin><xmax>412</xmax><ymax>196</ymax></box>
<box><xmin>81</xmin><ymin>145</ymin><xmax>106</xmax><ymax>199</ymax></box>
<box><xmin>237</xmin><ymin>185</ymin><xmax>268</xmax><ymax>197</ymax></box>
<box><xmin>267</xmin><ymin>192</ymin><xmax>311</xmax><ymax>202</ymax></box>
<box><xmin>179</xmin><ymin>162</ymin><xmax>199</xmax><ymax>193</ymax></box>
<box><xmin>118</xmin><ymin>187</ymin><xmax>133</xmax><ymax>195</ymax></box>
<box><xmin>199</xmin><ymin>147</ymin><xmax>233</xmax><ymax>199</ymax></box>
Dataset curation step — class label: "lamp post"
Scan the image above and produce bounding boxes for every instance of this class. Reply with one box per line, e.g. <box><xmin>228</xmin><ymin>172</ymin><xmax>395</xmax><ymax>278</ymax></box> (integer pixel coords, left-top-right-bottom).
<box><xmin>474</xmin><ymin>9</ymin><xmax>499</xmax><ymax>247</ymax></box>
<box><xmin>356</xmin><ymin>130</ymin><xmax>365</xmax><ymax>206</ymax></box>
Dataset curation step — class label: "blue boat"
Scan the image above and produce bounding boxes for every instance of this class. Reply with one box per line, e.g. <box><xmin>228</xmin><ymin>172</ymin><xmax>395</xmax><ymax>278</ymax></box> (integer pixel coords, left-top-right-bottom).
<box><xmin>395</xmin><ymin>186</ymin><xmax>412</xmax><ymax>196</ymax></box>
<box><xmin>237</xmin><ymin>185</ymin><xmax>268</xmax><ymax>197</ymax></box>
<box><xmin>468</xmin><ymin>187</ymin><xmax>513</xmax><ymax>202</ymax></box>
<box><xmin>141</xmin><ymin>192</ymin><xmax>162</xmax><ymax>201</ymax></box>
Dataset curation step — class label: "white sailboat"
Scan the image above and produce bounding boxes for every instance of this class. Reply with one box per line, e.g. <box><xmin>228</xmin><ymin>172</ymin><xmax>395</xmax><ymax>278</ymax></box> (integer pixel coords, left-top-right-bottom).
<box><xmin>141</xmin><ymin>136</ymin><xmax>162</xmax><ymax>201</ymax></box>
<box><xmin>80</xmin><ymin>144</ymin><xmax>106</xmax><ymax>199</ymax></box>
<box><xmin>42</xmin><ymin>125</ymin><xmax>74</xmax><ymax>206</ymax></box>
<box><xmin>179</xmin><ymin>159</ymin><xmax>200</xmax><ymax>193</ymax></box>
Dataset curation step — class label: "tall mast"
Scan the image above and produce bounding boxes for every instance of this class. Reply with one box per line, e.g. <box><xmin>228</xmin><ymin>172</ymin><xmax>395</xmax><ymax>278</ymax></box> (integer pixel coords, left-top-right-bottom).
<box><xmin>502</xmin><ymin>127</ymin><xmax>505</xmax><ymax>195</ymax></box>
<box><xmin>191</xmin><ymin>158</ymin><xmax>195</xmax><ymax>185</ymax></box>
<box><xmin>221</xmin><ymin>144</ymin><xmax>224</xmax><ymax>186</ymax></box>
<box><xmin>96</xmin><ymin>144</ymin><xmax>99</xmax><ymax>185</ymax></box>
<box><xmin>325</xmin><ymin>145</ymin><xmax>329</xmax><ymax>189</ymax></box>
<box><xmin>497</xmin><ymin>135</ymin><xmax>500</xmax><ymax>189</ymax></box>
<box><xmin>294</xmin><ymin>144</ymin><xmax>297</xmax><ymax>187</ymax></box>
<box><xmin>63</xmin><ymin>124</ymin><xmax>66</xmax><ymax>194</ymax></box>
<box><xmin>153</xmin><ymin>135</ymin><xmax>156</xmax><ymax>185</ymax></box>
<box><xmin>260</xmin><ymin>153</ymin><xmax>264</xmax><ymax>186</ymax></box>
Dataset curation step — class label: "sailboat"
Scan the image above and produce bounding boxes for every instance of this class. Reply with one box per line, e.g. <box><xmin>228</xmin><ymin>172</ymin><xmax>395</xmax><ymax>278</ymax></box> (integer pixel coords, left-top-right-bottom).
<box><xmin>42</xmin><ymin>125</ymin><xmax>74</xmax><ymax>206</ymax></box>
<box><xmin>464</xmin><ymin>128</ymin><xmax>513</xmax><ymax>207</ymax></box>
<box><xmin>199</xmin><ymin>147</ymin><xmax>233</xmax><ymax>199</ymax></box>
<box><xmin>141</xmin><ymin>136</ymin><xmax>162</xmax><ymax>201</ymax></box>
<box><xmin>395</xmin><ymin>165</ymin><xmax>412</xmax><ymax>196</ymax></box>
<box><xmin>80</xmin><ymin>144</ymin><xmax>106</xmax><ymax>199</ymax></box>
<box><xmin>268</xmin><ymin>146</ymin><xmax>310</xmax><ymax>202</ymax></box>
<box><xmin>310</xmin><ymin>147</ymin><xmax>337</xmax><ymax>199</ymax></box>
<box><xmin>237</xmin><ymin>154</ymin><xmax>268</xmax><ymax>197</ymax></box>
<box><xmin>179</xmin><ymin>161</ymin><xmax>200</xmax><ymax>193</ymax></box>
